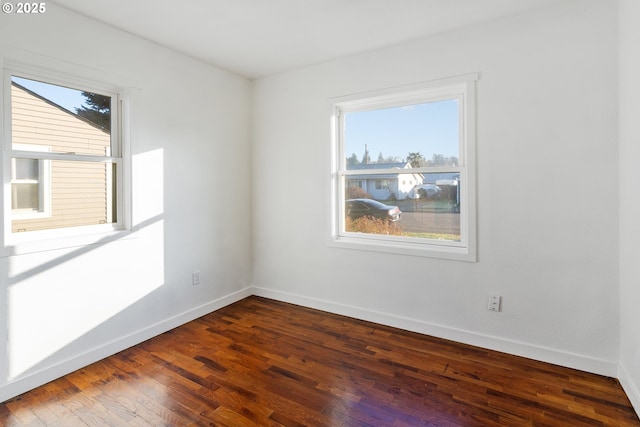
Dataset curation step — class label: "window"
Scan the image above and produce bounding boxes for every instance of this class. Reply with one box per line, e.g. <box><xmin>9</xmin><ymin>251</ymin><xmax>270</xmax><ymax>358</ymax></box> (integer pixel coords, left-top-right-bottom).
<box><xmin>12</xmin><ymin>158</ymin><xmax>41</xmax><ymax>211</ymax></box>
<box><xmin>331</xmin><ymin>74</ymin><xmax>477</xmax><ymax>261</ymax></box>
<box><xmin>375</xmin><ymin>179</ymin><xmax>390</xmax><ymax>190</ymax></box>
<box><xmin>11</xmin><ymin>143</ymin><xmax>51</xmax><ymax>219</ymax></box>
<box><xmin>3</xmin><ymin>68</ymin><xmax>125</xmax><ymax>243</ymax></box>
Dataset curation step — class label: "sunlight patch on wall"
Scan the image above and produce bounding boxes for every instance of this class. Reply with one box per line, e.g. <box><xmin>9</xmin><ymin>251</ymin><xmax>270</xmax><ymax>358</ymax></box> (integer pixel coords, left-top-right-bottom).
<box><xmin>6</xmin><ymin>149</ymin><xmax>166</xmax><ymax>379</ymax></box>
<box><xmin>134</xmin><ymin>149</ymin><xmax>165</xmax><ymax>224</ymax></box>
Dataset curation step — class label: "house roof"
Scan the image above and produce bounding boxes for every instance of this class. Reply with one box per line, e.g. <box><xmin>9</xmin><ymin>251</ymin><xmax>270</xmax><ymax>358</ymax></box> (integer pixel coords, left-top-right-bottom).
<box><xmin>422</xmin><ymin>173</ymin><xmax>460</xmax><ymax>184</ymax></box>
<box><xmin>347</xmin><ymin>162</ymin><xmax>410</xmax><ymax>170</ymax></box>
<box><xmin>346</xmin><ymin>163</ymin><xmax>460</xmax><ymax>183</ymax></box>
<box><xmin>346</xmin><ymin>162</ymin><xmax>423</xmax><ymax>181</ymax></box>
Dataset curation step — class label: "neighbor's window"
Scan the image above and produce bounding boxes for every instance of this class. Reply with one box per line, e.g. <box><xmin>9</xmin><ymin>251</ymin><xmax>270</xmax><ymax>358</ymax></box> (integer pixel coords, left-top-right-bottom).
<box><xmin>3</xmin><ymin>71</ymin><xmax>123</xmax><ymax>241</ymax></box>
<box><xmin>10</xmin><ymin>143</ymin><xmax>51</xmax><ymax>219</ymax></box>
<box><xmin>332</xmin><ymin>74</ymin><xmax>477</xmax><ymax>261</ymax></box>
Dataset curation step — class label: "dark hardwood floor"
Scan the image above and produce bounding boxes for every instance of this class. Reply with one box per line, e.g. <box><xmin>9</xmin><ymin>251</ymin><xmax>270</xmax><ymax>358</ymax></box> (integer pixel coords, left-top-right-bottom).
<box><xmin>1</xmin><ymin>296</ymin><xmax>638</xmax><ymax>426</ymax></box>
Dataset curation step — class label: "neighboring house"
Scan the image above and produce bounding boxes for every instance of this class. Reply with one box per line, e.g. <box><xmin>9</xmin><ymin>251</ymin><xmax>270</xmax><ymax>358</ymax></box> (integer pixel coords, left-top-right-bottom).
<box><xmin>10</xmin><ymin>82</ymin><xmax>112</xmax><ymax>233</ymax></box>
<box><xmin>419</xmin><ymin>172</ymin><xmax>461</xmax><ymax>208</ymax></box>
<box><xmin>346</xmin><ymin>162</ymin><xmax>423</xmax><ymax>200</ymax></box>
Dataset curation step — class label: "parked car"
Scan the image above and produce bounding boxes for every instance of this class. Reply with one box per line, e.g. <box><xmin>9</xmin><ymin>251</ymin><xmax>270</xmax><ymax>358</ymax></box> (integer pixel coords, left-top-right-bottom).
<box><xmin>417</xmin><ymin>184</ymin><xmax>442</xmax><ymax>199</ymax></box>
<box><xmin>346</xmin><ymin>199</ymin><xmax>401</xmax><ymax>222</ymax></box>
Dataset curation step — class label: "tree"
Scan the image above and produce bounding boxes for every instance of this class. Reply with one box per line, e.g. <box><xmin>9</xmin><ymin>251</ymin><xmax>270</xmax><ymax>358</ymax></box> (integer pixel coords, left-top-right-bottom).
<box><xmin>76</xmin><ymin>92</ymin><xmax>111</xmax><ymax>132</ymax></box>
<box><xmin>345</xmin><ymin>186</ymin><xmax>372</xmax><ymax>199</ymax></box>
<box><xmin>406</xmin><ymin>152</ymin><xmax>426</xmax><ymax>168</ymax></box>
<box><xmin>427</xmin><ymin>154</ymin><xmax>459</xmax><ymax>167</ymax></box>
<box><xmin>431</xmin><ymin>153</ymin><xmax>445</xmax><ymax>166</ymax></box>
<box><xmin>376</xmin><ymin>153</ymin><xmax>401</xmax><ymax>164</ymax></box>
<box><xmin>347</xmin><ymin>153</ymin><xmax>360</xmax><ymax>166</ymax></box>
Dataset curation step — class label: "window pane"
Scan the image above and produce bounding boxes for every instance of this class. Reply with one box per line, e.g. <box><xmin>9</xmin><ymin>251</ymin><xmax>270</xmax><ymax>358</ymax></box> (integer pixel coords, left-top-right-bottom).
<box><xmin>11</xmin><ymin>158</ymin><xmax>41</xmax><ymax>212</ymax></box>
<box><xmin>11</xmin><ymin>76</ymin><xmax>111</xmax><ymax>156</ymax></box>
<box><xmin>12</xmin><ymin>160</ymin><xmax>117</xmax><ymax>233</ymax></box>
<box><xmin>344</xmin><ymin>172</ymin><xmax>460</xmax><ymax>242</ymax></box>
<box><xmin>14</xmin><ymin>158</ymin><xmax>39</xmax><ymax>180</ymax></box>
<box><xmin>344</xmin><ymin>99</ymin><xmax>459</xmax><ymax>169</ymax></box>
<box><xmin>12</xmin><ymin>183</ymin><xmax>39</xmax><ymax>211</ymax></box>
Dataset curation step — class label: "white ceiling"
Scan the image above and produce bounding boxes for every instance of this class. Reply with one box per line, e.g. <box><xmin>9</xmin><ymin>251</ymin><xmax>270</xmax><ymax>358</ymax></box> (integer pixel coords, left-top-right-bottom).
<box><xmin>51</xmin><ymin>0</ymin><xmax>570</xmax><ymax>80</ymax></box>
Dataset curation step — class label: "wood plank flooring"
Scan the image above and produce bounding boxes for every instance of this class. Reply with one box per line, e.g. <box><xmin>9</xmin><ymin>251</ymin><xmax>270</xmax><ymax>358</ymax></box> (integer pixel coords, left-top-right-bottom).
<box><xmin>1</xmin><ymin>296</ymin><xmax>638</xmax><ymax>426</ymax></box>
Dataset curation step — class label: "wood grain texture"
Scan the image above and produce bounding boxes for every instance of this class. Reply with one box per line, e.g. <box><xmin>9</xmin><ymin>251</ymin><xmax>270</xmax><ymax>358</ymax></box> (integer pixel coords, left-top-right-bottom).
<box><xmin>1</xmin><ymin>296</ymin><xmax>638</xmax><ymax>426</ymax></box>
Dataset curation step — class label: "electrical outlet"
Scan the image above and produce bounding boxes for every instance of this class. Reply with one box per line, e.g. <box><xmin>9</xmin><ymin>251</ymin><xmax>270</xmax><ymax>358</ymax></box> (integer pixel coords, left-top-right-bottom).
<box><xmin>192</xmin><ymin>271</ymin><xmax>200</xmax><ymax>286</ymax></box>
<box><xmin>488</xmin><ymin>294</ymin><xmax>501</xmax><ymax>312</ymax></box>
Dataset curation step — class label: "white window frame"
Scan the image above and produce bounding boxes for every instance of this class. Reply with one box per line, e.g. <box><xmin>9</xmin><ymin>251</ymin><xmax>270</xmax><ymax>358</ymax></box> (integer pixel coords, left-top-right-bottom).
<box><xmin>1</xmin><ymin>63</ymin><xmax>131</xmax><ymax>251</ymax></box>
<box><xmin>330</xmin><ymin>74</ymin><xmax>478</xmax><ymax>261</ymax></box>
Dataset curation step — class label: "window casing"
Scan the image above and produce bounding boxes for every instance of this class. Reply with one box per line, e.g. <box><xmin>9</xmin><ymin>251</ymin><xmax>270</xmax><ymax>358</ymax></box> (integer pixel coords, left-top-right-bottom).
<box><xmin>331</xmin><ymin>74</ymin><xmax>478</xmax><ymax>261</ymax></box>
<box><xmin>2</xmin><ymin>66</ymin><xmax>127</xmax><ymax>247</ymax></box>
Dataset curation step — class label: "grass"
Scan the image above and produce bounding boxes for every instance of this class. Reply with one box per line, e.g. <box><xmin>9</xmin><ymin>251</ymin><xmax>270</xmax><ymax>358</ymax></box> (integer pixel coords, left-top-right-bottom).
<box><xmin>345</xmin><ymin>216</ymin><xmax>402</xmax><ymax>235</ymax></box>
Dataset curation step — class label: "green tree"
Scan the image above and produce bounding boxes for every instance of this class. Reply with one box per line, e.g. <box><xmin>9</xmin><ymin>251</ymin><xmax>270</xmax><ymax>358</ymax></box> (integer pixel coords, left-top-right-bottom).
<box><xmin>406</xmin><ymin>152</ymin><xmax>426</xmax><ymax>168</ymax></box>
<box><xmin>347</xmin><ymin>153</ymin><xmax>360</xmax><ymax>166</ymax></box>
<box><xmin>76</xmin><ymin>92</ymin><xmax>111</xmax><ymax>132</ymax></box>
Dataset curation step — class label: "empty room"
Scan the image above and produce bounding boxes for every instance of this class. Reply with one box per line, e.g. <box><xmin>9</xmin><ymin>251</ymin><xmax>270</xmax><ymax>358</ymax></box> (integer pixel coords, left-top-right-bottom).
<box><xmin>0</xmin><ymin>0</ymin><xmax>639</xmax><ymax>425</ymax></box>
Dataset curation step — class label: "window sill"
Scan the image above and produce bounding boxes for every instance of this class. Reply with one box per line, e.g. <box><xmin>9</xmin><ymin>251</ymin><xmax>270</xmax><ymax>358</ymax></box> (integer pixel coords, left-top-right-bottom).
<box><xmin>1</xmin><ymin>227</ymin><xmax>135</xmax><ymax>258</ymax></box>
<box><xmin>328</xmin><ymin>235</ymin><xmax>477</xmax><ymax>262</ymax></box>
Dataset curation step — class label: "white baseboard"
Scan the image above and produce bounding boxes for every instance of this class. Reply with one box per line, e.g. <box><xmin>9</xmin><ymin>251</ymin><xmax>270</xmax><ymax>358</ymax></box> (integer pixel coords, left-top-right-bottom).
<box><xmin>619</xmin><ymin>364</ymin><xmax>640</xmax><ymax>416</ymax></box>
<box><xmin>0</xmin><ymin>287</ymin><xmax>252</xmax><ymax>403</ymax></box>
<box><xmin>1</xmin><ymin>285</ymin><xmax>626</xmax><ymax>409</ymax></box>
<box><xmin>251</xmin><ymin>286</ymin><xmax>618</xmax><ymax>378</ymax></box>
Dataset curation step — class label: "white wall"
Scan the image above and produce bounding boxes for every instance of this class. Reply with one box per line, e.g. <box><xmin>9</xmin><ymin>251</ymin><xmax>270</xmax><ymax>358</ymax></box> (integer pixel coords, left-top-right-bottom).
<box><xmin>619</xmin><ymin>0</ymin><xmax>640</xmax><ymax>413</ymax></box>
<box><xmin>0</xmin><ymin>0</ymin><xmax>631</xmax><ymax>408</ymax></box>
<box><xmin>0</xmin><ymin>4</ymin><xmax>252</xmax><ymax>401</ymax></box>
<box><xmin>252</xmin><ymin>0</ymin><xmax>620</xmax><ymax>375</ymax></box>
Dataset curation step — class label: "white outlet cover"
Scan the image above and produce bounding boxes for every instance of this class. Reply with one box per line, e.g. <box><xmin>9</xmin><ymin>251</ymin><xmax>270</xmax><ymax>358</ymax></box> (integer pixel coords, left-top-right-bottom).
<box><xmin>488</xmin><ymin>294</ymin><xmax>501</xmax><ymax>311</ymax></box>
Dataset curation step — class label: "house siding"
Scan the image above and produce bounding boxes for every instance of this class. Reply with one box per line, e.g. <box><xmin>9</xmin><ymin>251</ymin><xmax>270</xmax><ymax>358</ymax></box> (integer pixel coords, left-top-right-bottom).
<box><xmin>346</xmin><ymin>162</ymin><xmax>424</xmax><ymax>200</ymax></box>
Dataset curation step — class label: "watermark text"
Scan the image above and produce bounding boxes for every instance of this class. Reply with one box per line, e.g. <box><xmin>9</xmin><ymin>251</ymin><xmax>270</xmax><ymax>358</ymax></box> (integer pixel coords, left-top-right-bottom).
<box><xmin>2</xmin><ymin>2</ymin><xmax>47</xmax><ymax>14</ymax></box>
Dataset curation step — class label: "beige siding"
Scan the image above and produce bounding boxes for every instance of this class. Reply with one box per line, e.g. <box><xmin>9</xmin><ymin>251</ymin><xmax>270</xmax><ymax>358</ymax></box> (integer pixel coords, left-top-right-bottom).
<box><xmin>11</xmin><ymin>84</ymin><xmax>112</xmax><ymax>233</ymax></box>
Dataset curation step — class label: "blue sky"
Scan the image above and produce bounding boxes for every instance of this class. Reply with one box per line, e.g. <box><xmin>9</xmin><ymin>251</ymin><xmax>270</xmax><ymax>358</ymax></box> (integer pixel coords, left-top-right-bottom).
<box><xmin>13</xmin><ymin>75</ymin><xmax>457</xmax><ymax>163</ymax></box>
<box><xmin>12</xmin><ymin>76</ymin><xmax>89</xmax><ymax>113</ymax></box>
<box><xmin>344</xmin><ymin>98</ymin><xmax>459</xmax><ymax>163</ymax></box>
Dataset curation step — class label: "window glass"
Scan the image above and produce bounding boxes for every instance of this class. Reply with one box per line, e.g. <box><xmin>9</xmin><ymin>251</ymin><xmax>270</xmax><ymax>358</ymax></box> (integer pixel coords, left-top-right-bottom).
<box><xmin>343</xmin><ymin>172</ymin><xmax>460</xmax><ymax>242</ymax></box>
<box><xmin>11</xmin><ymin>158</ymin><xmax>41</xmax><ymax>212</ymax></box>
<box><xmin>344</xmin><ymin>99</ymin><xmax>459</xmax><ymax>171</ymax></box>
<box><xmin>11</xmin><ymin>160</ymin><xmax>117</xmax><ymax>233</ymax></box>
<box><xmin>14</xmin><ymin>158</ymin><xmax>39</xmax><ymax>180</ymax></box>
<box><xmin>11</xmin><ymin>76</ymin><xmax>112</xmax><ymax>156</ymax></box>
<box><xmin>6</xmin><ymin>72</ymin><xmax>121</xmax><ymax>237</ymax></box>
<box><xmin>333</xmin><ymin>75</ymin><xmax>477</xmax><ymax>260</ymax></box>
<box><xmin>12</xmin><ymin>183</ymin><xmax>39</xmax><ymax>211</ymax></box>
<box><xmin>341</xmin><ymin>99</ymin><xmax>461</xmax><ymax>242</ymax></box>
